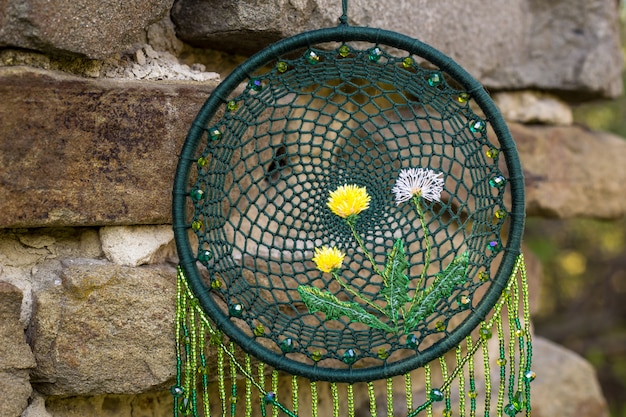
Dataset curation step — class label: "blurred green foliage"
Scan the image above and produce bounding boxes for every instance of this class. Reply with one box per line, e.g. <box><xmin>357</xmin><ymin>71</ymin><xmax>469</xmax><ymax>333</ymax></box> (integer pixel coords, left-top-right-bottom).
<box><xmin>525</xmin><ymin>6</ymin><xmax>626</xmax><ymax>416</ymax></box>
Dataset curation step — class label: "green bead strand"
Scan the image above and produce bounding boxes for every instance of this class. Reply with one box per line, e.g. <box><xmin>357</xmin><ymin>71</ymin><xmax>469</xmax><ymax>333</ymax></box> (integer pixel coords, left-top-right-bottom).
<box><xmin>331</xmin><ymin>382</ymin><xmax>340</xmax><ymax>417</ymax></box>
<box><xmin>387</xmin><ymin>378</ymin><xmax>394</xmax><ymax>417</ymax></box>
<box><xmin>368</xmin><ymin>381</ymin><xmax>377</xmax><ymax>417</ymax></box>
<box><xmin>310</xmin><ymin>381</ymin><xmax>318</xmax><ymax>417</ymax></box>
<box><xmin>456</xmin><ymin>345</ymin><xmax>466</xmax><ymax>417</ymax></box>
<box><xmin>466</xmin><ymin>337</ymin><xmax>477</xmax><ymax>417</ymax></box>
<box><xmin>425</xmin><ymin>364</ymin><xmax>433</xmax><ymax>417</ymax></box>
<box><xmin>271</xmin><ymin>370</ymin><xmax>279</xmax><ymax>417</ymax></box>
<box><xmin>217</xmin><ymin>343</ymin><xmax>227</xmax><ymax>417</ymax></box>
<box><xmin>496</xmin><ymin>313</ymin><xmax>506</xmax><ymax>416</ymax></box>
<box><xmin>229</xmin><ymin>343</ymin><xmax>238</xmax><ymax>417</ymax></box>
<box><xmin>405</xmin><ymin>373</ymin><xmax>413</xmax><ymax>411</ymax></box>
<box><xmin>245</xmin><ymin>355</ymin><xmax>253</xmax><ymax>417</ymax></box>
<box><xmin>481</xmin><ymin>331</ymin><xmax>492</xmax><ymax>417</ymax></box>
<box><xmin>347</xmin><ymin>384</ymin><xmax>355</xmax><ymax>417</ymax></box>
<box><xmin>292</xmin><ymin>376</ymin><xmax>299</xmax><ymax>416</ymax></box>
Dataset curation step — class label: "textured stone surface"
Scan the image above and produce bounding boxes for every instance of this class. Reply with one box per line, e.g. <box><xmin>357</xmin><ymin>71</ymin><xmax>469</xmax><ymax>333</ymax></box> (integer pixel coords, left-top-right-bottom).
<box><xmin>45</xmin><ymin>391</ymin><xmax>172</xmax><ymax>417</ymax></box>
<box><xmin>28</xmin><ymin>260</ymin><xmax>176</xmax><ymax>396</ymax></box>
<box><xmin>531</xmin><ymin>337</ymin><xmax>609</xmax><ymax>417</ymax></box>
<box><xmin>171</xmin><ymin>0</ymin><xmax>622</xmax><ymax>98</ymax></box>
<box><xmin>0</xmin><ymin>66</ymin><xmax>217</xmax><ymax>228</ymax></box>
<box><xmin>100</xmin><ymin>225</ymin><xmax>175</xmax><ymax>266</ymax></box>
<box><xmin>0</xmin><ymin>282</ymin><xmax>36</xmax><ymax>417</ymax></box>
<box><xmin>494</xmin><ymin>91</ymin><xmax>574</xmax><ymax>125</ymax></box>
<box><xmin>0</xmin><ymin>0</ymin><xmax>173</xmax><ymax>59</ymax></box>
<box><xmin>511</xmin><ymin>123</ymin><xmax>626</xmax><ymax>219</ymax></box>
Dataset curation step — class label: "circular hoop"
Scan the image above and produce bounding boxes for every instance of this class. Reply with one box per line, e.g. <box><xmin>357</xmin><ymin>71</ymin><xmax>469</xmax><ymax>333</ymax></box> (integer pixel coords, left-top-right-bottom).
<box><xmin>173</xmin><ymin>25</ymin><xmax>525</xmax><ymax>383</ymax></box>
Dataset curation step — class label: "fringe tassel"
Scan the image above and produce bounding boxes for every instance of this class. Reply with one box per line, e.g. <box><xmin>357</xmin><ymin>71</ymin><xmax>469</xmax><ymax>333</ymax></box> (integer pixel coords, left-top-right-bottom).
<box><xmin>172</xmin><ymin>254</ymin><xmax>533</xmax><ymax>417</ymax></box>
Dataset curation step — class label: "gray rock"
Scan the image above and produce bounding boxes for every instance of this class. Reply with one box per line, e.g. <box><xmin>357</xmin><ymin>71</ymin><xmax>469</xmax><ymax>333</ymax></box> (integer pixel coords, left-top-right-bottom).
<box><xmin>28</xmin><ymin>260</ymin><xmax>177</xmax><ymax>396</ymax></box>
<box><xmin>511</xmin><ymin>123</ymin><xmax>626</xmax><ymax>219</ymax></box>
<box><xmin>100</xmin><ymin>225</ymin><xmax>175</xmax><ymax>266</ymax></box>
<box><xmin>0</xmin><ymin>282</ymin><xmax>36</xmax><ymax>417</ymax></box>
<box><xmin>171</xmin><ymin>0</ymin><xmax>622</xmax><ymax>98</ymax></box>
<box><xmin>531</xmin><ymin>337</ymin><xmax>609</xmax><ymax>417</ymax></box>
<box><xmin>0</xmin><ymin>0</ymin><xmax>174</xmax><ymax>59</ymax></box>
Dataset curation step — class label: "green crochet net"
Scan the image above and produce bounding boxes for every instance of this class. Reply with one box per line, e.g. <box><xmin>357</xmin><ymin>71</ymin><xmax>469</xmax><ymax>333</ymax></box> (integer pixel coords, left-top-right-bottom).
<box><xmin>173</xmin><ymin>26</ymin><xmax>524</xmax><ymax>383</ymax></box>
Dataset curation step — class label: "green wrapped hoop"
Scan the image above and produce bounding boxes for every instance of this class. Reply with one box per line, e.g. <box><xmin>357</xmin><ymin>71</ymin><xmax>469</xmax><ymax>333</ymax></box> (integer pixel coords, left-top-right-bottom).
<box><xmin>173</xmin><ymin>24</ymin><xmax>524</xmax><ymax>383</ymax></box>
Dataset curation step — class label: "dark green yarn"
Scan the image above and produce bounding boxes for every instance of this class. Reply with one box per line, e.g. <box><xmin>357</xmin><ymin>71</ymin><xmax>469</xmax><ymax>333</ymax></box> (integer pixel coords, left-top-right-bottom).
<box><xmin>173</xmin><ymin>25</ymin><xmax>525</xmax><ymax>383</ymax></box>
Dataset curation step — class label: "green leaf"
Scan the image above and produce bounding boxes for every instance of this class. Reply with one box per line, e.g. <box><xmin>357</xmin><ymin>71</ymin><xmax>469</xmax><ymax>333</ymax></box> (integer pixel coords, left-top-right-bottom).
<box><xmin>404</xmin><ymin>252</ymin><xmax>469</xmax><ymax>332</ymax></box>
<box><xmin>381</xmin><ymin>238</ymin><xmax>410</xmax><ymax>324</ymax></box>
<box><xmin>298</xmin><ymin>286</ymin><xmax>394</xmax><ymax>332</ymax></box>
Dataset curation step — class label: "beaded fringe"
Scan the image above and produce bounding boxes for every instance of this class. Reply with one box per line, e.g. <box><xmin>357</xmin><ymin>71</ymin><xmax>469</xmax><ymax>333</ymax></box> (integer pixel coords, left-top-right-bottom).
<box><xmin>172</xmin><ymin>254</ymin><xmax>533</xmax><ymax>417</ymax></box>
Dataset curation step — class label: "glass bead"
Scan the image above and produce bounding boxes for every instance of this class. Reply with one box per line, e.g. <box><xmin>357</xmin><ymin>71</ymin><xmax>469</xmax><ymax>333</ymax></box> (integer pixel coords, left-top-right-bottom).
<box><xmin>189</xmin><ymin>298</ymin><xmax>199</xmax><ymax>307</ymax></box>
<box><xmin>211</xmin><ymin>279</ymin><xmax>222</xmax><ymax>289</ymax></box>
<box><xmin>515</xmin><ymin>329</ymin><xmax>525</xmax><ymax>337</ymax></box>
<box><xmin>229</xmin><ymin>303</ymin><xmax>243</xmax><ymax>317</ymax></box>
<box><xmin>435</xmin><ymin>321</ymin><xmax>446</xmax><ymax>332</ymax></box>
<box><xmin>253</xmin><ymin>324</ymin><xmax>265</xmax><ymax>337</ymax></box>
<box><xmin>306</xmin><ymin>50</ymin><xmax>320</xmax><ymax>64</ymax></box>
<box><xmin>467</xmin><ymin>390</ymin><xmax>478</xmax><ymax>399</ymax></box>
<box><xmin>178</xmin><ymin>399</ymin><xmax>191</xmax><ymax>415</ymax></box>
<box><xmin>402</xmin><ymin>57</ymin><xmax>414</xmax><ymax>68</ymax></box>
<box><xmin>494</xmin><ymin>209</ymin><xmax>507</xmax><ymax>220</ymax></box>
<box><xmin>311</xmin><ymin>350</ymin><xmax>322</xmax><ymax>362</ymax></box>
<box><xmin>486</xmin><ymin>148</ymin><xmax>499</xmax><ymax>158</ymax></box>
<box><xmin>280</xmin><ymin>338</ymin><xmax>294</xmax><ymax>353</ymax></box>
<box><xmin>209</xmin><ymin>128</ymin><xmax>222</xmax><ymax>141</ymax></box>
<box><xmin>339</xmin><ymin>45</ymin><xmax>351</xmax><ymax>57</ymax></box>
<box><xmin>489</xmin><ymin>176</ymin><xmax>507</xmax><ymax>188</ymax></box>
<box><xmin>469</xmin><ymin>120</ymin><xmax>486</xmax><ymax>133</ymax></box>
<box><xmin>190</xmin><ymin>189</ymin><xmax>204</xmax><ymax>201</ymax></box>
<box><xmin>197</xmin><ymin>365</ymin><xmax>207</xmax><ymax>374</ymax></box>
<box><xmin>170</xmin><ymin>385</ymin><xmax>185</xmax><ymax>397</ymax></box>
<box><xmin>276</xmin><ymin>61</ymin><xmax>288</xmax><ymax>73</ymax></box>
<box><xmin>524</xmin><ymin>370</ymin><xmax>536</xmax><ymax>382</ymax></box>
<box><xmin>429</xmin><ymin>388</ymin><xmax>444</xmax><ymax>402</ymax></box>
<box><xmin>248</xmin><ymin>79</ymin><xmax>263</xmax><ymax>91</ymax></box>
<box><xmin>478</xmin><ymin>271</ymin><xmax>489</xmax><ymax>282</ymax></box>
<box><xmin>512</xmin><ymin>391</ymin><xmax>524</xmax><ymax>410</ymax></box>
<box><xmin>442</xmin><ymin>409</ymin><xmax>453</xmax><ymax>417</ymax></box>
<box><xmin>227</xmin><ymin>100</ymin><xmax>239</xmax><ymax>111</ymax></box>
<box><xmin>197</xmin><ymin>156</ymin><xmax>208</xmax><ymax>167</ymax></box>
<box><xmin>406</xmin><ymin>334</ymin><xmax>419</xmax><ymax>349</ymax></box>
<box><xmin>368</xmin><ymin>47</ymin><xmax>383</xmax><ymax>62</ymax></box>
<box><xmin>428</xmin><ymin>72</ymin><xmax>442</xmax><ymax>87</ymax></box>
<box><xmin>264</xmin><ymin>392</ymin><xmax>277</xmax><ymax>404</ymax></box>
<box><xmin>343</xmin><ymin>349</ymin><xmax>357</xmax><ymax>364</ymax></box>
<box><xmin>457</xmin><ymin>92</ymin><xmax>470</xmax><ymax>103</ymax></box>
<box><xmin>487</xmin><ymin>240</ymin><xmax>502</xmax><ymax>252</ymax></box>
<box><xmin>479</xmin><ymin>327</ymin><xmax>492</xmax><ymax>339</ymax></box>
<box><xmin>191</xmin><ymin>220</ymin><xmax>203</xmax><ymax>231</ymax></box>
<box><xmin>457</xmin><ymin>295</ymin><xmax>471</xmax><ymax>310</ymax></box>
<box><xmin>230</xmin><ymin>396</ymin><xmax>238</xmax><ymax>404</ymax></box>
<box><xmin>198</xmin><ymin>250</ymin><xmax>213</xmax><ymax>262</ymax></box>
<box><xmin>496</xmin><ymin>358</ymin><xmax>507</xmax><ymax>366</ymax></box>
<box><xmin>377</xmin><ymin>348</ymin><xmax>389</xmax><ymax>360</ymax></box>
<box><xmin>504</xmin><ymin>403</ymin><xmax>518</xmax><ymax>416</ymax></box>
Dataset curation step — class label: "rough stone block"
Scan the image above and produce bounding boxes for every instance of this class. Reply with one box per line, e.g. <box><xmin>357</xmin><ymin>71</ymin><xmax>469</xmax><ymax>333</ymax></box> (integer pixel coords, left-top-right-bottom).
<box><xmin>0</xmin><ymin>282</ymin><xmax>36</xmax><ymax>417</ymax></box>
<box><xmin>171</xmin><ymin>0</ymin><xmax>622</xmax><ymax>98</ymax></box>
<box><xmin>0</xmin><ymin>0</ymin><xmax>174</xmax><ymax>59</ymax></box>
<box><xmin>531</xmin><ymin>337</ymin><xmax>609</xmax><ymax>417</ymax></box>
<box><xmin>28</xmin><ymin>260</ymin><xmax>177</xmax><ymax>396</ymax></box>
<box><xmin>0</xmin><ymin>66</ymin><xmax>217</xmax><ymax>228</ymax></box>
<box><xmin>512</xmin><ymin>123</ymin><xmax>626</xmax><ymax>219</ymax></box>
<box><xmin>100</xmin><ymin>225</ymin><xmax>175</xmax><ymax>266</ymax></box>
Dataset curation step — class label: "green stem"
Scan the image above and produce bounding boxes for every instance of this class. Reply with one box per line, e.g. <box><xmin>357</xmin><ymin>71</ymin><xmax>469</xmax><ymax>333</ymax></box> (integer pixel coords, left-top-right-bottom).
<box><xmin>408</xmin><ymin>195</ymin><xmax>432</xmax><ymax>312</ymax></box>
<box><xmin>331</xmin><ymin>271</ymin><xmax>388</xmax><ymax>317</ymax></box>
<box><xmin>346</xmin><ymin>220</ymin><xmax>385</xmax><ymax>278</ymax></box>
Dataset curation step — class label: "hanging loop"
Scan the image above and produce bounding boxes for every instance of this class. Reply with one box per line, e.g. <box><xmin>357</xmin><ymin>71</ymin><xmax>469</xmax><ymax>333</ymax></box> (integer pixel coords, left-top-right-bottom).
<box><xmin>338</xmin><ymin>0</ymin><xmax>349</xmax><ymax>25</ymax></box>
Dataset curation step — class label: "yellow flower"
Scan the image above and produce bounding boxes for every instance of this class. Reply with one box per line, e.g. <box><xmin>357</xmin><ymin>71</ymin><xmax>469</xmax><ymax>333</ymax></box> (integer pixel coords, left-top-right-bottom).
<box><xmin>327</xmin><ymin>184</ymin><xmax>371</xmax><ymax>218</ymax></box>
<box><xmin>312</xmin><ymin>246</ymin><xmax>345</xmax><ymax>273</ymax></box>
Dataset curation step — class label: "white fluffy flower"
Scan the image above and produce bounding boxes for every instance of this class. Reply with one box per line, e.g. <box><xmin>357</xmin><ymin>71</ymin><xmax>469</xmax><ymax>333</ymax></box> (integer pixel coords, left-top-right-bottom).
<box><xmin>392</xmin><ymin>168</ymin><xmax>444</xmax><ymax>205</ymax></box>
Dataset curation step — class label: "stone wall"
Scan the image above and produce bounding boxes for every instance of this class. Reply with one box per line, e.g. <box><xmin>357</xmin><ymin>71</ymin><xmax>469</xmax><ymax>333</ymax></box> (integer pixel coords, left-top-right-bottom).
<box><xmin>0</xmin><ymin>0</ymin><xmax>624</xmax><ymax>416</ymax></box>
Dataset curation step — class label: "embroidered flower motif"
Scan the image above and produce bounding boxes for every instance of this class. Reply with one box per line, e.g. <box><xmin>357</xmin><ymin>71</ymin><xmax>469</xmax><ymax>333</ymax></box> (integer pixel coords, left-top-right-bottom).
<box><xmin>312</xmin><ymin>246</ymin><xmax>345</xmax><ymax>273</ymax></box>
<box><xmin>327</xmin><ymin>184</ymin><xmax>371</xmax><ymax>218</ymax></box>
<box><xmin>392</xmin><ymin>168</ymin><xmax>444</xmax><ymax>205</ymax></box>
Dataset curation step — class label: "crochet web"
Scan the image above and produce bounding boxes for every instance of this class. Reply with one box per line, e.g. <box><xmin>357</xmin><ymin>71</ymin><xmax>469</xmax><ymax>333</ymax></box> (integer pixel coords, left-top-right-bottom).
<box><xmin>172</xmin><ymin>18</ymin><xmax>530</xmax><ymax>417</ymax></box>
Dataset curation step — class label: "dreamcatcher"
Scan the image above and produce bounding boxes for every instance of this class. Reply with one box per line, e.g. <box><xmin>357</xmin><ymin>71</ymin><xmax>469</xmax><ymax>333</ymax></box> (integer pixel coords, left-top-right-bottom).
<box><xmin>171</xmin><ymin>1</ymin><xmax>533</xmax><ymax>416</ymax></box>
